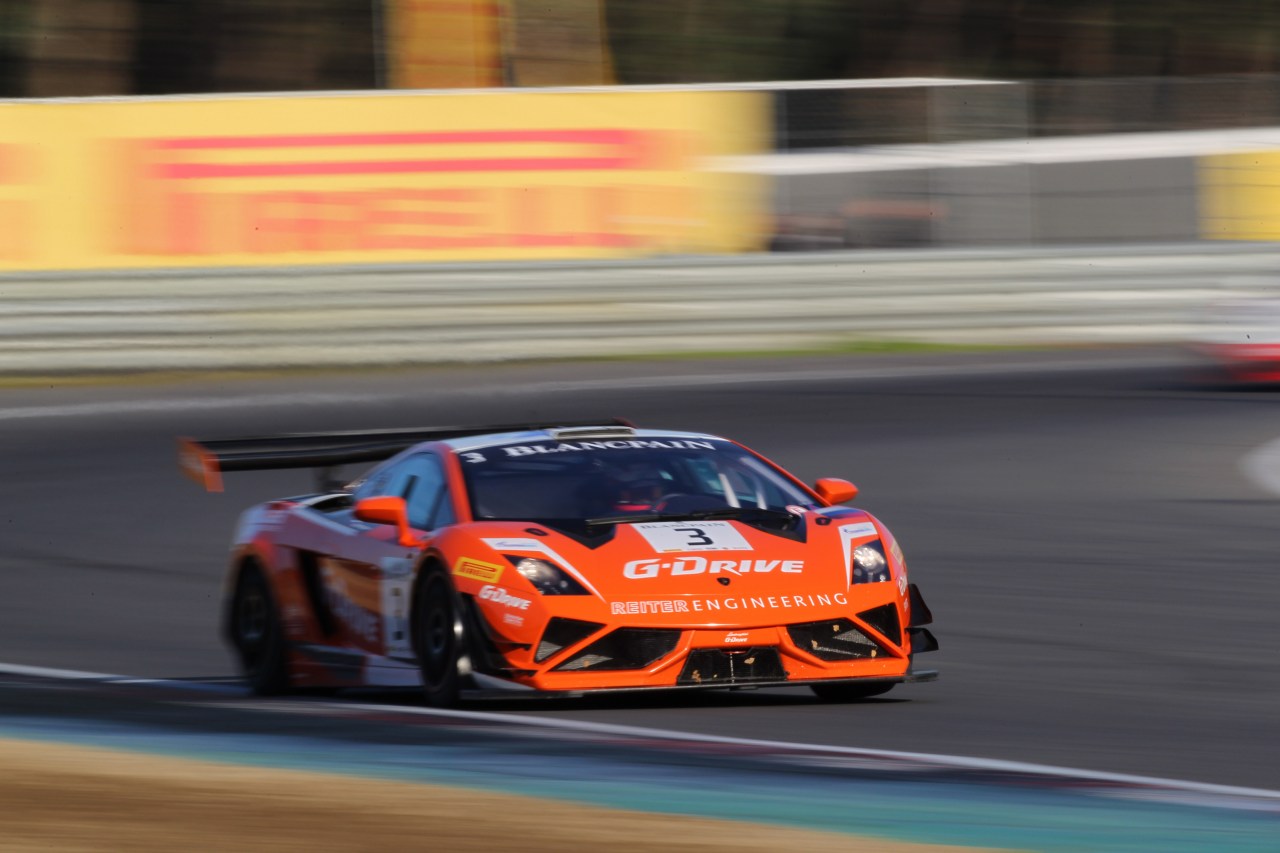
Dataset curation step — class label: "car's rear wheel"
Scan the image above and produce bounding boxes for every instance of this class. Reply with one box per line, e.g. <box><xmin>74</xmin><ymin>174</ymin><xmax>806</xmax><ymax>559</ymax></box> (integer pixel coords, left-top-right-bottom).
<box><xmin>230</xmin><ymin>562</ymin><xmax>289</xmax><ymax>695</ymax></box>
<box><xmin>413</xmin><ymin>566</ymin><xmax>467</xmax><ymax>707</ymax></box>
<box><xmin>809</xmin><ymin>681</ymin><xmax>896</xmax><ymax>702</ymax></box>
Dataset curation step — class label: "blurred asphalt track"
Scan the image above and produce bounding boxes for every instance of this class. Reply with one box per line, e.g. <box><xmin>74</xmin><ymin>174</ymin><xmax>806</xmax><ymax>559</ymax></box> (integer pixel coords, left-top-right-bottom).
<box><xmin>2</xmin><ymin>346</ymin><xmax>1279</xmax><ymax>845</ymax></box>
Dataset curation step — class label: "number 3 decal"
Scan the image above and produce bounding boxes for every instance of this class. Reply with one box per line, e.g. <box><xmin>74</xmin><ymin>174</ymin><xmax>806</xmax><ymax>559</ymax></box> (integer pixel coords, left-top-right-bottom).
<box><xmin>633</xmin><ymin>521</ymin><xmax>752</xmax><ymax>552</ymax></box>
<box><xmin>674</xmin><ymin>527</ymin><xmax>714</xmax><ymax>546</ymax></box>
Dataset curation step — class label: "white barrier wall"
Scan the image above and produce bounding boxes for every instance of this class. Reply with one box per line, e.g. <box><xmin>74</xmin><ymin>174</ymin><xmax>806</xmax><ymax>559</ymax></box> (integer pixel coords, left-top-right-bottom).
<box><xmin>3</xmin><ymin>244</ymin><xmax>1277</xmax><ymax>375</ymax></box>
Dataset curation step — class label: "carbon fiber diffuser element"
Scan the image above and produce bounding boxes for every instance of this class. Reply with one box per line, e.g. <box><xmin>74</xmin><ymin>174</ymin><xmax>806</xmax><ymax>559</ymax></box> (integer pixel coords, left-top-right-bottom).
<box><xmin>677</xmin><ymin>647</ymin><xmax>786</xmax><ymax>685</ymax></box>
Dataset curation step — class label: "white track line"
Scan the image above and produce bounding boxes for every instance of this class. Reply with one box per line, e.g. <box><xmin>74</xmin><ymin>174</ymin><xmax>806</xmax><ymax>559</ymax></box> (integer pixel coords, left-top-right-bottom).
<box><xmin>3</xmin><ymin>659</ymin><xmax>1276</xmax><ymax>804</ymax></box>
<box><xmin>338</xmin><ymin>701</ymin><xmax>1280</xmax><ymax>803</ymax></box>
<box><xmin>0</xmin><ymin>392</ymin><xmax>394</xmax><ymax>423</ymax></box>
<box><xmin>0</xmin><ymin>355</ymin><xmax>1175</xmax><ymax>423</ymax></box>
<box><xmin>0</xmin><ymin>662</ymin><xmax>127</xmax><ymax>680</ymax></box>
<box><xmin>0</xmin><ymin>662</ymin><xmax>244</xmax><ymax>692</ymax></box>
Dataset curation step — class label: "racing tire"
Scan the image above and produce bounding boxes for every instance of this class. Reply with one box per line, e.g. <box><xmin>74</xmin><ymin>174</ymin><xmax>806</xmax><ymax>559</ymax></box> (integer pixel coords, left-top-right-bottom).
<box><xmin>230</xmin><ymin>562</ymin><xmax>289</xmax><ymax>695</ymax></box>
<box><xmin>413</xmin><ymin>566</ymin><xmax>468</xmax><ymax>708</ymax></box>
<box><xmin>809</xmin><ymin>681</ymin><xmax>896</xmax><ymax>702</ymax></box>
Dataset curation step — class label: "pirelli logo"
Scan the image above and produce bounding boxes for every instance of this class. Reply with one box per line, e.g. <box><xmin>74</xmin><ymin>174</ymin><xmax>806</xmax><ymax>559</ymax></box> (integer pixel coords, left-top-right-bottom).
<box><xmin>0</xmin><ymin>90</ymin><xmax>763</xmax><ymax>270</ymax></box>
<box><xmin>145</xmin><ymin>129</ymin><xmax>677</xmax><ymax>178</ymax></box>
<box><xmin>453</xmin><ymin>557</ymin><xmax>505</xmax><ymax>583</ymax></box>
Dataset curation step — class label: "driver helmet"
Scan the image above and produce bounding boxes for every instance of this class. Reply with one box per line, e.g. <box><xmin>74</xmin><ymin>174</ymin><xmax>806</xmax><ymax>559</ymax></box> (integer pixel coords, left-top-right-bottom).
<box><xmin>610</xmin><ymin>462</ymin><xmax>669</xmax><ymax>512</ymax></box>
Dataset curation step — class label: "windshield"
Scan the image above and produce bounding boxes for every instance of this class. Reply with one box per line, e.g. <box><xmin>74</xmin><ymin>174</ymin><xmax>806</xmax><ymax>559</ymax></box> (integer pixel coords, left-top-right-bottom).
<box><xmin>458</xmin><ymin>437</ymin><xmax>816</xmax><ymax>524</ymax></box>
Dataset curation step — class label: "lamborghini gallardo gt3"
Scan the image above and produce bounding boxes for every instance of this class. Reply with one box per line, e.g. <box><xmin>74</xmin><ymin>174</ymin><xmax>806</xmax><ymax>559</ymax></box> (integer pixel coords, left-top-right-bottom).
<box><xmin>181</xmin><ymin>421</ymin><xmax>938</xmax><ymax>705</ymax></box>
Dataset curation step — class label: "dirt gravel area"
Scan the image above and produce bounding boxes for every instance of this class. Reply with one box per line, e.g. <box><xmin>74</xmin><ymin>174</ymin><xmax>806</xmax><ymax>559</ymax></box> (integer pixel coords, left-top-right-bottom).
<box><xmin>0</xmin><ymin>738</ymin><xmax>1005</xmax><ymax>852</ymax></box>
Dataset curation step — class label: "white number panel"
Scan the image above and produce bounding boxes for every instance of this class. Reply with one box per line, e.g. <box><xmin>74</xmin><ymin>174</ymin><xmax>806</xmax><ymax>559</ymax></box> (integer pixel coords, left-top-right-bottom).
<box><xmin>633</xmin><ymin>521</ymin><xmax>752</xmax><ymax>553</ymax></box>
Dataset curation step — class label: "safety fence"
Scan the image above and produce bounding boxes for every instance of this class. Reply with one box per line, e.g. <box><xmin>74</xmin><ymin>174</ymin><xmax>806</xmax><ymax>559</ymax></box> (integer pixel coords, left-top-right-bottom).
<box><xmin>3</xmin><ymin>244</ymin><xmax>1277</xmax><ymax>374</ymax></box>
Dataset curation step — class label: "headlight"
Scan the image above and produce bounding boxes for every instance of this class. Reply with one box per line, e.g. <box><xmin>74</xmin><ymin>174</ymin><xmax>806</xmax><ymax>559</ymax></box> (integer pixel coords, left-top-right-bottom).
<box><xmin>851</xmin><ymin>540</ymin><xmax>890</xmax><ymax>584</ymax></box>
<box><xmin>508</xmin><ymin>557</ymin><xmax>589</xmax><ymax>595</ymax></box>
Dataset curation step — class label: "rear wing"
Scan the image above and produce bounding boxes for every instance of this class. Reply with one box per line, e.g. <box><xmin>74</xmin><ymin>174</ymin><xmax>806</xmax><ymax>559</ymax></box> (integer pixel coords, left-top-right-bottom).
<box><xmin>179</xmin><ymin>419</ymin><xmax>634</xmax><ymax>492</ymax></box>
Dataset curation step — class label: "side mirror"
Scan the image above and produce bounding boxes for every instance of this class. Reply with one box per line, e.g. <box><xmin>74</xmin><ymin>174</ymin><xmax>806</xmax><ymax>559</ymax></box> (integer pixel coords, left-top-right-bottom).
<box><xmin>354</xmin><ymin>496</ymin><xmax>419</xmax><ymax>547</ymax></box>
<box><xmin>813</xmin><ymin>478</ymin><xmax>858</xmax><ymax>505</ymax></box>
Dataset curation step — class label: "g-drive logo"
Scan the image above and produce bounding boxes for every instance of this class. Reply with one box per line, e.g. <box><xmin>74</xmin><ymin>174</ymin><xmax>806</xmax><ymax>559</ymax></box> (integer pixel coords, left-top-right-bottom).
<box><xmin>624</xmin><ymin>556</ymin><xmax>803</xmax><ymax>579</ymax></box>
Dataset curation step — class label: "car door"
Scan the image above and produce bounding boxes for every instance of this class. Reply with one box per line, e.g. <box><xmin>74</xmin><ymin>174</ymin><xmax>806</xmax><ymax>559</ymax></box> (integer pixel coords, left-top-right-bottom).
<box><xmin>321</xmin><ymin>452</ymin><xmax>455</xmax><ymax>666</ymax></box>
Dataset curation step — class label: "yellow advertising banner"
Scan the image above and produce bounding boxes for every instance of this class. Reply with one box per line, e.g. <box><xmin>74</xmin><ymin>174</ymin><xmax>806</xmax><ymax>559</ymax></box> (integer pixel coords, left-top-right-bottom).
<box><xmin>1200</xmin><ymin>151</ymin><xmax>1280</xmax><ymax>240</ymax></box>
<box><xmin>0</xmin><ymin>89</ymin><xmax>766</xmax><ymax>271</ymax></box>
<box><xmin>0</xmin><ymin>104</ymin><xmax>64</xmax><ymax>269</ymax></box>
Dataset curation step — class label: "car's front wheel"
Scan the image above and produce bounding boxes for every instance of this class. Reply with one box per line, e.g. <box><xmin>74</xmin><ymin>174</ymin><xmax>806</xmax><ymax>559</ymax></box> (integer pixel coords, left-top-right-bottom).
<box><xmin>229</xmin><ymin>562</ymin><xmax>289</xmax><ymax>695</ymax></box>
<box><xmin>413</xmin><ymin>566</ymin><xmax>468</xmax><ymax>707</ymax></box>
<box><xmin>809</xmin><ymin>680</ymin><xmax>895</xmax><ymax>702</ymax></box>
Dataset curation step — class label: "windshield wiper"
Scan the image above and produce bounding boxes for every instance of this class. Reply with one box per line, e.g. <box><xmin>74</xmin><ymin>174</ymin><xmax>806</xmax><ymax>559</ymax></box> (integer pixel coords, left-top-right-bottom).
<box><xmin>682</xmin><ymin>507</ymin><xmax>796</xmax><ymax>523</ymax></box>
<box><xmin>584</xmin><ymin>513</ymin><xmax>667</xmax><ymax>527</ymax></box>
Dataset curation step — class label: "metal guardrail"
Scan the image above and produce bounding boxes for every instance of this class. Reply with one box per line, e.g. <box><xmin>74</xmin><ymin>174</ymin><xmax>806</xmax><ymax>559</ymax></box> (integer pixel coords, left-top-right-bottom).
<box><xmin>3</xmin><ymin>244</ymin><xmax>1279</xmax><ymax>374</ymax></box>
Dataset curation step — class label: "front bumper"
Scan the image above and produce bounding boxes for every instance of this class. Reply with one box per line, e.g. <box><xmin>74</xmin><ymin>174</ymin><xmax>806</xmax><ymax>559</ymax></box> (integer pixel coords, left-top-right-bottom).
<box><xmin>461</xmin><ymin>667</ymin><xmax>938</xmax><ymax>700</ymax></box>
<box><xmin>466</xmin><ymin>583</ymin><xmax>939</xmax><ymax>695</ymax></box>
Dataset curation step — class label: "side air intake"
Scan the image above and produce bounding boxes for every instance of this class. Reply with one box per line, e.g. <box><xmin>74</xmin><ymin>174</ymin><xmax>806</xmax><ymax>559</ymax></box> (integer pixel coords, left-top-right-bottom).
<box><xmin>535</xmin><ymin>618</ymin><xmax>604</xmax><ymax>663</ymax></box>
<box><xmin>787</xmin><ymin>618</ymin><xmax>888</xmax><ymax>661</ymax></box>
<box><xmin>552</xmin><ymin>628</ymin><xmax>680</xmax><ymax>672</ymax></box>
<box><xmin>856</xmin><ymin>603</ymin><xmax>902</xmax><ymax>646</ymax></box>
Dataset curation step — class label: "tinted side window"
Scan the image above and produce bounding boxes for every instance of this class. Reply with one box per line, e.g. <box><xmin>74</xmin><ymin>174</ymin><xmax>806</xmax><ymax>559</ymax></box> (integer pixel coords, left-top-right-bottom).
<box><xmin>362</xmin><ymin>454</ymin><xmax>452</xmax><ymax>529</ymax></box>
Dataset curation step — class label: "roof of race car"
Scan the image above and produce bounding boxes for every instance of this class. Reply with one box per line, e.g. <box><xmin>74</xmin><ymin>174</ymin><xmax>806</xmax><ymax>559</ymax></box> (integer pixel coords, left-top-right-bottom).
<box><xmin>442</xmin><ymin>426</ymin><xmax>723</xmax><ymax>453</ymax></box>
<box><xmin>178</xmin><ymin>421</ymin><xmax>725</xmax><ymax>492</ymax></box>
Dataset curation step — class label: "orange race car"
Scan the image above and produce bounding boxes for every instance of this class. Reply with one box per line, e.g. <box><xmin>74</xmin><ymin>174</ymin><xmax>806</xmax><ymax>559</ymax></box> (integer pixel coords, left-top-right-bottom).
<box><xmin>181</xmin><ymin>421</ymin><xmax>938</xmax><ymax>706</ymax></box>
